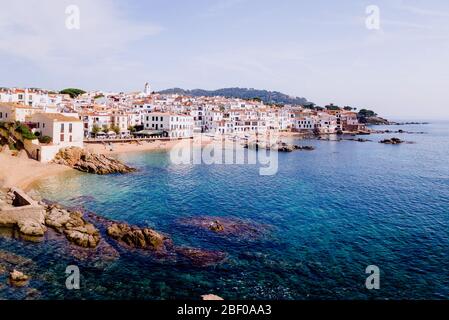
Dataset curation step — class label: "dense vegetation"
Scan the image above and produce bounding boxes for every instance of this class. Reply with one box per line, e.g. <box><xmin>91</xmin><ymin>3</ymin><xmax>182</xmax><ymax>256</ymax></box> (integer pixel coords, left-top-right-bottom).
<box><xmin>358</xmin><ymin>109</ymin><xmax>378</xmax><ymax>118</ymax></box>
<box><xmin>60</xmin><ymin>88</ymin><xmax>86</xmax><ymax>98</ymax></box>
<box><xmin>158</xmin><ymin>87</ymin><xmax>310</xmax><ymax>106</ymax></box>
<box><xmin>14</xmin><ymin>122</ymin><xmax>37</xmax><ymax>140</ymax></box>
<box><xmin>38</xmin><ymin>135</ymin><xmax>52</xmax><ymax>144</ymax></box>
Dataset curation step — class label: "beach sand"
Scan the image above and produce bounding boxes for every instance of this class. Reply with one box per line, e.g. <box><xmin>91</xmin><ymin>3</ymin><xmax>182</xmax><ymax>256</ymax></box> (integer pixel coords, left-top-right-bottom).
<box><xmin>85</xmin><ymin>136</ymin><xmax>216</xmax><ymax>155</ymax></box>
<box><xmin>0</xmin><ymin>153</ymin><xmax>73</xmax><ymax>191</ymax></box>
<box><xmin>85</xmin><ymin>139</ymin><xmax>183</xmax><ymax>155</ymax></box>
<box><xmin>0</xmin><ymin>136</ymin><xmax>233</xmax><ymax>191</ymax></box>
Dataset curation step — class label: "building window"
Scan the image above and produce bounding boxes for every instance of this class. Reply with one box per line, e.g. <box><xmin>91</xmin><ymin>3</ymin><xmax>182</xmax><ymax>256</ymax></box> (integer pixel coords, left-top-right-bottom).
<box><xmin>69</xmin><ymin>136</ymin><xmax>72</xmax><ymax>142</ymax></box>
<box><xmin>60</xmin><ymin>134</ymin><xmax>64</xmax><ymax>142</ymax></box>
<box><xmin>61</xmin><ymin>123</ymin><xmax>64</xmax><ymax>133</ymax></box>
<box><xmin>69</xmin><ymin>123</ymin><xmax>73</xmax><ymax>133</ymax></box>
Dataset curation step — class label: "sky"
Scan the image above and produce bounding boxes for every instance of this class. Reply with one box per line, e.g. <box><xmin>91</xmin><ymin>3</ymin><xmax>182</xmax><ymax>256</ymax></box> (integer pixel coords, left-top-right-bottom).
<box><xmin>1</xmin><ymin>0</ymin><xmax>448</xmax><ymax>119</ymax></box>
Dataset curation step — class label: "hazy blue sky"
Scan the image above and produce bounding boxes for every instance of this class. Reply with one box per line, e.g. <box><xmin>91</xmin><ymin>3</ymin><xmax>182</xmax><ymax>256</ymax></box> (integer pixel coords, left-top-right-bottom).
<box><xmin>1</xmin><ymin>0</ymin><xmax>448</xmax><ymax>119</ymax></box>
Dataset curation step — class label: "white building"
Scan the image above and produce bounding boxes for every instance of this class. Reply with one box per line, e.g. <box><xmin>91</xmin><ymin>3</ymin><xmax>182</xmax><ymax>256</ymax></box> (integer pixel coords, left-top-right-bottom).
<box><xmin>0</xmin><ymin>103</ymin><xmax>42</xmax><ymax>122</ymax></box>
<box><xmin>142</xmin><ymin>112</ymin><xmax>194</xmax><ymax>139</ymax></box>
<box><xmin>29</xmin><ymin>113</ymin><xmax>84</xmax><ymax>147</ymax></box>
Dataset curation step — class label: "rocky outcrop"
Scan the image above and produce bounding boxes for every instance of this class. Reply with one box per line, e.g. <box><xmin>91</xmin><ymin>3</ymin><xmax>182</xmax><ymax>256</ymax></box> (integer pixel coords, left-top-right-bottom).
<box><xmin>53</xmin><ymin>147</ymin><xmax>136</xmax><ymax>175</ymax></box>
<box><xmin>107</xmin><ymin>223</ymin><xmax>170</xmax><ymax>251</ymax></box>
<box><xmin>18</xmin><ymin>219</ymin><xmax>47</xmax><ymax>237</ymax></box>
<box><xmin>245</xmin><ymin>142</ymin><xmax>315</xmax><ymax>152</ymax></box>
<box><xmin>209</xmin><ymin>220</ymin><xmax>225</xmax><ymax>232</ymax></box>
<box><xmin>202</xmin><ymin>294</ymin><xmax>224</xmax><ymax>301</ymax></box>
<box><xmin>45</xmin><ymin>205</ymin><xmax>101</xmax><ymax>248</ymax></box>
<box><xmin>379</xmin><ymin>137</ymin><xmax>404</xmax><ymax>144</ymax></box>
<box><xmin>9</xmin><ymin>269</ymin><xmax>29</xmax><ymax>287</ymax></box>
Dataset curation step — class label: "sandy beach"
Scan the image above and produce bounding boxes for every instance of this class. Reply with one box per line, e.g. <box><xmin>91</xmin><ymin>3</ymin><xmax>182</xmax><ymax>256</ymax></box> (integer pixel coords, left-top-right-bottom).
<box><xmin>0</xmin><ymin>153</ymin><xmax>73</xmax><ymax>191</ymax></box>
<box><xmin>84</xmin><ymin>136</ymin><xmax>217</xmax><ymax>155</ymax></box>
<box><xmin>0</xmin><ymin>137</ymin><xmax>212</xmax><ymax>191</ymax></box>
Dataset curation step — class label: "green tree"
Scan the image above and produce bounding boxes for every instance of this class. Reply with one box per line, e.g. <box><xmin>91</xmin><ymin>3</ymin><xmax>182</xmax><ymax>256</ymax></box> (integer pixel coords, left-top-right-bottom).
<box><xmin>92</xmin><ymin>124</ymin><xmax>101</xmax><ymax>137</ymax></box>
<box><xmin>111</xmin><ymin>125</ymin><xmax>120</xmax><ymax>135</ymax></box>
<box><xmin>102</xmin><ymin>125</ymin><xmax>109</xmax><ymax>133</ymax></box>
<box><xmin>304</xmin><ymin>103</ymin><xmax>316</xmax><ymax>109</ymax></box>
<box><xmin>60</xmin><ymin>88</ymin><xmax>86</xmax><ymax>98</ymax></box>
<box><xmin>39</xmin><ymin>136</ymin><xmax>52</xmax><ymax>144</ymax></box>
<box><xmin>325</xmin><ymin>103</ymin><xmax>341</xmax><ymax>111</ymax></box>
<box><xmin>128</xmin><ymin>125</ymin><xmax>136</xmax><ymax>133</ymax></box>
<box><xmin>358</xmin><ymin>109</ymin><xmax>377</xmax><ymax>118</ymax></box>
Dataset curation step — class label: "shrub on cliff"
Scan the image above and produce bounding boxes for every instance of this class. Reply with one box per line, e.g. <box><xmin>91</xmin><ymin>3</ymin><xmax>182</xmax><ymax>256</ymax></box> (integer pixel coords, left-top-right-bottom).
<box><xmin>39</xmin><ymin>136</ymin><xmax>52</xmax><ymax>144</ymax></box>
<box><xmin>14</xmin><ymin>123</ymin><xmax>37</xmax><ymax>140</ymax></box>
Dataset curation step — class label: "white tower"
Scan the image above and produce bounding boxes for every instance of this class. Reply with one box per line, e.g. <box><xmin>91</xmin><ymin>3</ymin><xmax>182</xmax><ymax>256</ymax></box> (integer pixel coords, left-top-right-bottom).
<box><xmin>144</xmin><ymin>82</ymin><xmax>151</xmax><ymax>95</ymax></box>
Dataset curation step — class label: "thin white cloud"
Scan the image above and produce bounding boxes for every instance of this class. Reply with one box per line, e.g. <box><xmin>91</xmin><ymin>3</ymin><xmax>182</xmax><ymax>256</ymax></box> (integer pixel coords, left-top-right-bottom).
<box><xmin>0</xmin><ymin>0</ymin><xmax>162</xmax><ymax>67</ymax></box>
<box><xmin>400</xmin><ymin>4</ymin><xmax>449</xmax><ymax>18</ymax></box>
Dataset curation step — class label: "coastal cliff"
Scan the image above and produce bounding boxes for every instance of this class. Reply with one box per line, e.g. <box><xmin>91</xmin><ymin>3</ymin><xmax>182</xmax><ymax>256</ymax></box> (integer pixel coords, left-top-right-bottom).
<box><xmin>53</xmin><ymin>147</ymin><xmax>136</xmax><ymax>175</ymax></box>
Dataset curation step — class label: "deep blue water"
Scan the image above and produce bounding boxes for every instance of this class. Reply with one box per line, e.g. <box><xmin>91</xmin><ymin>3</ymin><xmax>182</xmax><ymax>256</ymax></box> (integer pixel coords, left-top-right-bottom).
<box><xmin>1</xmin><ymin>123</ymin><xmax>448</xmax><ymax>300</ymax></box>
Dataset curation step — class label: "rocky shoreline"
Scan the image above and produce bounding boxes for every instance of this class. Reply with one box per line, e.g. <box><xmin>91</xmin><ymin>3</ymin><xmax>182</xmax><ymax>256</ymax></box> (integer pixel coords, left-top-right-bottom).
<box><xmin>1</xmin><ymin>187</ymin><xmax>231</xmax><ymax>268</ymax></box>
<box><xmin>244</xmin><ymin>141</ymin><xmax>315</xmax><ymax>152</ymax></box>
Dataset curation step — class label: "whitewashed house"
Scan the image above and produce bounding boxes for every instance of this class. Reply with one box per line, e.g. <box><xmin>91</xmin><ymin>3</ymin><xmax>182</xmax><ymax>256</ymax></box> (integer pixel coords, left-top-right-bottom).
<box><xmin>0</xmin><ymin>103</ymin><xmax>42</xmax><ymax>123</ymax></box>
<box><xmin>143</xmin><ymin>112</ymin><xmax>194</xmax><ymax>139</ymax></box>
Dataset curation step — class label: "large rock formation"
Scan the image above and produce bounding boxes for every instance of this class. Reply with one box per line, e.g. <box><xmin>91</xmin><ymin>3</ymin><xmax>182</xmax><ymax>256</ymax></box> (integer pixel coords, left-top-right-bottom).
<box><xmin>45</xmin><ymin>205</ymin><xmax>101</xmax><ymax>248</ymax></box>
<box><xmin>53</xmin><ymin>147</ymin><xmax>136</xmax><ymax>174</ymax></box>
<box><xmin>107</xmin><ymin>223</ymin><xmax>170</xmax><ymax>251</ymax></box>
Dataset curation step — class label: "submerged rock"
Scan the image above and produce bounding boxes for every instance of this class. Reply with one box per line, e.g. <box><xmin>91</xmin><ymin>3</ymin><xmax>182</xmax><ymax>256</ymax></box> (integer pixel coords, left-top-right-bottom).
<box><xmin>181</xmin><ymin>216</ymin><xmax>268</xmax><ymax>240</ymax></box>
<box><xmin>53</xmin><ymin>147</ymin><xmax>136</xmax><ymax>175</ymax></box>
<box><xmin>176</xmin><ymin>247</ymin><xmax>227</xmax><ymax>267</ymax></box>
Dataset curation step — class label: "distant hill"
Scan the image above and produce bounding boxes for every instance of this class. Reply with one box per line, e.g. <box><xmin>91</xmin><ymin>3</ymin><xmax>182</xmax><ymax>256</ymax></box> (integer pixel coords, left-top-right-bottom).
<box><xmin>158</xmin><ymin>87</ymin><xmax>311</xmax><ymax>106</ymax></box>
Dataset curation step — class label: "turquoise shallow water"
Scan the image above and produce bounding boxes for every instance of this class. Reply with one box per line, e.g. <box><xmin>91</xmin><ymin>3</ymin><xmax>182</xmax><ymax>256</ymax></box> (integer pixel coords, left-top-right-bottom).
<box><xmin>1</xmin><ymin>123</ymin><xmax>449</xmax><ymax>300</ymax></box>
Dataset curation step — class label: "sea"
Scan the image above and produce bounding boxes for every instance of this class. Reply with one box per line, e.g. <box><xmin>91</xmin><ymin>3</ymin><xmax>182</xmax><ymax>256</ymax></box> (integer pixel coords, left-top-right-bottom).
<box><xmin>0</xmin><ymin>122</ymin><xmax>448</xmax><ymax>300</ymax></box>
